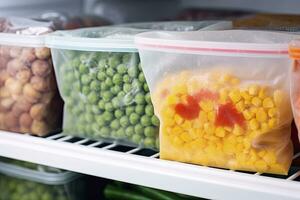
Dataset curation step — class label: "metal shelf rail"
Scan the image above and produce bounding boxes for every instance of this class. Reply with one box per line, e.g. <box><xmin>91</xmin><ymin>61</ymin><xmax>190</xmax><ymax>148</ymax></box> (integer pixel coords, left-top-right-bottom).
<box><xmin>0</xmin><ymin>130</ymin><xmax>300</xmax><ymax>200</ymax></box>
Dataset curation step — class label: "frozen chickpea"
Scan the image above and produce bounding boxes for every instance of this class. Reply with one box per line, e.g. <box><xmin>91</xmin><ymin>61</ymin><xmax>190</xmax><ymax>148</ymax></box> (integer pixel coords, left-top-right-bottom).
<box><xmin>6</xmin><ymin>58</ymin><xmax>26</xmax><ymax>76</ymax></box>
<box><xmin>5</xmin><ymin>78</ymin><xmax>23</xmax><ymax>95</ymax></box>
<box><xmin>19</xmin><ymin>113</ymin><xmax>33</xmax><ymax>128</ymax></box>
<box><xmin>9</xmin><ymin>47</ymin><xmax>22</xmax><ymax>58</ymax></box>
<box><xmin>23</xmin><ymin>83</ymin><xmax>42</xmax><ymax>103</ymax></box>
<box><xmin>30</xmin><ymin>103</ymin><xmax>46</xmax><ymax>120</ymax></box>
<box><xmin>20</xmin><ymin>48</ymin><xmax>36</xmax><ymax>63</ymax></box>
<box><xmin>1</xmin><ymin>98</ymin><xmax>14</xmax><ymax>110</ymax></box>
<box><xmin>16</xmin><ymin>68</ymin><xmax>31</xmax><ymax>84</ymax></box>
<box><xmin>30</xmin><ymin>76</ymin><xmax>48</xmax><ymax>92</ymax></box>
<box><xmin>14</xmin><ymin>97</ymin><xmax>32</xmax><ymax>112</ymax></box>
<box><xmin>31</xmin><ymin>60</ymin><xmax>51</xmax><ymax>77</ymax></box>
<box><xmin>35</xmin><ymin>47</ymin><xmax>50</xmax><ymax>59</ymax></box>
<box><xmin>31</xmin><ymin>120</ymin><xmax>48</xmax><ymax>136</ymax></box>
<box><xmin>5</xmin><ymin>112</ymin><xmax>18</xmax><ymax>128</ymax></box>
<box><xmin>11</xmin><ymin>103</ymin><xmax>24</xmax><ymax>116</ymax></box>
<box><xmin>0</xmin><ymin>56</ymin><xmax>9</xmax><ymax>69</ymax></box>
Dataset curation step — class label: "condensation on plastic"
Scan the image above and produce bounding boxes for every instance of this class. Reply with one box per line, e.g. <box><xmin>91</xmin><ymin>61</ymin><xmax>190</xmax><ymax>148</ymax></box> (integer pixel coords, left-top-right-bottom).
<box><xmin>0</xmin><ymin>158</ymin><xmax>85</xmax><ymax>200</ymax></box>
<box><xmin>48</xmin><ymin>21</ymin><xmax>230</xmax><ymax>150</ymax></box>
<box><xmin>136</xmin><ymin>30</ymin><xmax>295</xmax><ymax>174</ymax></box>
<box><xmin>0</xmin><ymin>17</ymin><xmax>63</xmax><ymax>136</ymax></box>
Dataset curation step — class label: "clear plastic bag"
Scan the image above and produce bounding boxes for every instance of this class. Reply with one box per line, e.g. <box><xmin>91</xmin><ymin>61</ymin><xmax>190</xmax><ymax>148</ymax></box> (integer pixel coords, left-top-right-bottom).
<box><xmin>46</xmin><ymin>21</ymin><xmax>229</xmax><ymax>149</ymax></box>
<box><xmin>0</xmin><ymin>17</ymin><xmax>63</xmax><ymax>136</ymax></box>
<box><xmin>136</xmin><ymin>30</ymin><xmax>295</xmax><ymax>174</ymax></box>
<box><xmin>0</xmin><ymin>158</ymin><xmax>86</xmax><ymax>200</ymax></box>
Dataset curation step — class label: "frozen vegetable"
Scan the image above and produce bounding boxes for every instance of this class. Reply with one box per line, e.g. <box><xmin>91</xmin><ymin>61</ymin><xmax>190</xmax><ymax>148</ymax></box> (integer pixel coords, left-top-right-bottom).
<box><xmin>136</xmin><ymin>30</ymin><xmax>295</xmax><ymax>174</ymax></box>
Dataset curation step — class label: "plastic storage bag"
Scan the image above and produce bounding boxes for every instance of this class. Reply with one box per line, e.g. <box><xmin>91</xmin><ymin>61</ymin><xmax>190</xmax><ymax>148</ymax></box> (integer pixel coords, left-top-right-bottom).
<box><xmin>47</xmin><ymin>21</ymin><xmax>231</xmax><ymax>149</ymax></box>
<box><xmin>0</xmin><ymin>17</ymin><xmax>63</xmax><ymax>136</ymax></box>
<box><xmin>0</xmin><ymin>158</ymin><xmax>86</xmax><ymax>200</ymax></box>
<box><xmin>136</xmin><ymin>30</ymin><xmax>295</xmax><ymax>174</ymax></box>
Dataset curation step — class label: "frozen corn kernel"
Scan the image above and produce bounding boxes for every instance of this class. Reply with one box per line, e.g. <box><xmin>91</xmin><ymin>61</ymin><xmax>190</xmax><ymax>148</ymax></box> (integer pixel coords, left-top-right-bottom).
<box><xmin>273</xmin><ymin>90</ymin><xmax>283</xmax><ymax>106</ymax></box>
<box><xmin>229</xmin><ymin>90</ymin><xmax>241</xmax><ymax>103</ymax></box>
<box><xmin>200</xmin><ymin>100</ymin><xmax>214</xmax><ymax>112</ymax></box>
<box><xmin>180</xmin><ymin>132</ymin><xmax>192</xmax><ymax>142</ymax></box>
<box><xmin>258</xmin><ymin>87</ymin><xmax>267</xmax><ymax>99</ymax></box>
<box><xmin>204</xmin><ymin>123</ymin><xmax>215</xmax><ymax>134</ymax></box>
<box><xmin>207</xmin><ymin>111</ymin><xmax>215</xmax><ymax>122</ymax></box>
<box><xmin>172</xmin><ymin>136</ymin><xmax>183</xmax><ymax>146</ymax></box>
<box><xmin>236</xmin><ymin>101</ymin><xmax>245</xmax><ymax>112</ymax></box>
<box><xmin>243</xmin><ymin>110</ymin><xmax>253</xmax><ymax>120</ymax></box>
<box><xmin>268</xmin><ymin>118</ymin><xmax>277</xmax><ymax>128</ymax></box>
<box><xmin>193</xmin><ymin>120</ymin><xmax>202</xmax><ymax>129</ymax></box>
<box><xmin>182</xmin><ymin>120</ymin><xmax>192</xmax><ymax>130</ymax></box>
<box><xmin>215</xmin><ymin>127</ymin><xmax>226</xmax><ymax>137</ymax></box>
<box><xmin>199</xmin><ymin>112</ymin><xmax>208</xmax><ymax>123</ymax></box>
<box><xmin>249</xmin><ymin>85</ymin><xmax>259</xmax><ymax>96</ymax></box>
<box><xmin>241</xmin><ymin>90</ymin><xmax>251</xmax><ymax>100</ymax></box>
<box><xmin>256</xmin><ymin>108</ymin><xmax>268</xmax><ymax>123</ymax></box>
<box><xmin>162</xmin><ymin>108</ymin><xmax>175</xmax><ymax>118</ymax></box>
<box><xmin>164</xmin><ymin>118</ymin><xmax>175</xmax><ymax>127</ymax></box>
<box><xmin>249</xmin><ymin>119</ymin><xmax>259</xmax><ymax>130</ymax></box>
<box><xmin>172</xmin><ymin>126</ymin><xmax>183</xmax><ymax>135</ymax></box>
<box><xmin>261</xmin><ymin>122</ymin><xmax>269</xmax><ymax>132</ymax></box>
<box><xmin>263</xmin><ymin>97</ymin><xmax>274</xmax><ymax>108</ymax></box>
<box><xmin>167</xmin><ymin>95</ymin><xmax>178</xmax><ymax>105</ymax></box>
<box><xmin>173</xmin><ymin>84</ymin><xmax>187</xmax><ymax>94</ymax></box>
<box><xmin>258</xmin><ymin>150</ymin><xmax>266</xmax><ymax>158</ymax></box>
<box><xmin>174</xmin><ymin>114</ymin><xmax>184</xmax><ymax>125</ymax></box>
<box><xmin>252</xmin><ymin>97</ymin><xmax>262</xmax><ymax>107</ymax></box>
<box><xmin>268</xmin><ymin>108</ymin><xmax>277</xmax><ymax>118</ymax></box>
<box><xmin>233</xmin><ymin>125</ymin><xmax>244</xmax><ymax>136</ymax></box>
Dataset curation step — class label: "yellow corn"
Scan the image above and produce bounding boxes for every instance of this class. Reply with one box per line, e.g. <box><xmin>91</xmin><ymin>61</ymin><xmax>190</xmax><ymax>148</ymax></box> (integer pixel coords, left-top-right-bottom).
<box><xmin>233</xmin><ymin>125</ymin><xmax>244</xmax><ymax>136</ymax></box>
<box><xmin>241</xmin><ymin>90</ymin><xmax>251</xmax><ymax>100</ymax></box>
<box><xmin>268</xmin><ymin>118</ymin><xmax>277</xmax><ymax>128</ymax></box>
<box><xmin>174</xmin><ymin>114</ymin><xmax>184</xmax><ymax>125</ymax></box>
<box><xmin>207</xmin><ymin>111</ymin><xmax>216</xmax><ymax>122</ymax></box>
<box><xmin>220</xmin><ymin>88</ymin><xmax>229</xmax><ymax>102</ymax></box>
<box><xmin>263</xmin><ymin>97</ymin><xmax>274</xmax><ymax>108</ymax></box>
<box><xmin>268</xmin><ymin>108</ymin><xmax>277</xmax><ymax>118</ymax></box>
<box><xmin>249</xmin><ymin>119</ymin><xmax>259</xmax><ymax>130</ymax></box>
<box><xmin>204</xmin><ymin>123</ymin><xmax>215</xmax><ymax>134</ymax></box>
<box><xmin>251</xmin><ymin>97</ymin><xmax>262</xmax><ymax>107</ymax></box>
<box><xmin>258</xmin><ymin>87</ymin><xmax>267</xmax><ymax>99</ymax></box>
<box><xmin>229</xmin><ymin>89</ymin><xmax>241</xmax><ymax>103</ymax></box>
<box><xmin>249</xmin><ymin>85</ymin><xmax>259</xmax><ymax>96</ymax></box>
<box><xmin>215</xmin><ymin>127</ymin><xmax>226</xmax><ymax>137</ymax></box>
<box><xmin>173</xmin><ymin>84</ymin><xmax>187</xmax><ymax>94</ymax></box>
<box><xmin>236</xmin><ymin>101</ymin><xmax>245</xmax><ymax>112</ymax></box>
<box><xmin>200</xmin><ymin>100</ymin><xmax>214</xmax><ymax>112</ymax></box>
<box><xmin>243</xmin><ymin>110</ymin><xmax>253</xmax><ymax>120</ymax></box>
<box><xmin>256</xmin><ymin>108</ymin><xmax>268</xmax><ymax>123</ymax></box>
<box><xmin>199</xmin><ymin>112</ymin><xmax>208</xmax><ymax>123</ymax></box>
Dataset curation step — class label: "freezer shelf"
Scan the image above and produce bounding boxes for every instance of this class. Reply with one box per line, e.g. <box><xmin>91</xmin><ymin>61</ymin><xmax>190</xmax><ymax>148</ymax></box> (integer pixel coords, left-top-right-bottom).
<box><xmin>0</xmin><ymin>130</ymin><xmax>299</xmax><ymax>200</ymax></box>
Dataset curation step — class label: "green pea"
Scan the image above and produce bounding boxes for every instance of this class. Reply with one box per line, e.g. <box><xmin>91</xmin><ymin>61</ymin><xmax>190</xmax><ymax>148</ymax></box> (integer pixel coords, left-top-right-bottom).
<box><xmin>132</xmin><ymin>134</ymin><xmax>142</xmax><ymax>144</ymax></box>
<box><xmin>101</xmin><ymin>82</ymin><xmax>109</xmax><ymax>90</ymax></box>
<box><xmin>141</xmin><ymin>115</ymin><xmax>151</xmax><ymax>126</ymax></box>
<box><xmin>102</xmin><ymin>91</ymin><xmax>113</xmax><ymax>101</ymax></box>
<box><xmin>135</xmin><ymin>105</ymin><xmax>144</xmax><ymax>115</ymax></box>
<box><xmin>98</xmin><ymin>59</ymin><xmax>107</xmax><ymax>69</ymax></box>
<box><xmin>145</xmin><ymin>104</ymin><xmax>154</xmax><ymax>116</ymax></box>
<box><xmin>91</xmin><ymin>105</ymin><xmax>100</xmax><ymax>114</ymax></box>
<box><xmin>113</xmin><ymin>74</ymin><xmax>123</xmax><ymax>85</ymax></box>
<box><xmin>110</xmin><ymin>119</ymin><xmax>120</xmax><ymax>130</ymax></box>
<box><xmin>79</xmin><ymin>64</ymin><xmax>89</xmax><ymax>74</ymax></box>
<box><xmin>134</xmin><ymin>123</ymin><xmax>144</xmax><ymax>136</ymax></box>
<box><xmin>145</xmin><ymin>93</ymin><xmax>152</xmax><ymax>104</ymax></box>
<box><xmin>120</xmin><ymin>116</ymin><xmax>129</xmax><ymax>127</ymax></box>
<box><xmin>85</xmin><ymin>113</ymin><xmax>94</xmax><ymax>122</ymax></box>
<box><xmin>125</xmin><ymin>126</ymin><xmax>134</xmax><ymax>137</ymax></box>
<box><xmin>105</xmin><ymin>102</ymin><xmax>114</xmax><ymax>112</ymax></box>
<box><xmin>144</xmin><ymin>137</ymin><xmax>155</xmax><ymax>148</ymax></box>
<box><xmin>114</xmin><ymin>109</ymin><xmax>124</xmax><ymax>118</ymax></box>
<box><xmin>104</xmin><ymin>77</ymin><xmax>113</xmax><ymax>86</ymax></box>
<box><xmin>90</xmin><ymin>80</ymin><xmax>100</xmax><ymax>91</ymax></box>
<box><xmin>108</xmin><ymin>56</ymin><xmax>120</xmax><ymax>67</ymax></box>
<box><xmin>118</xmin><ymin>91</ymin><xmax>126</xmax><ymax>98</ymax></box>
<box><xmin>123</xmin><ymin>94</ymin><xmax>134</xmax><ymax>105</ymax></box>
<box><xmin>74</xmin><ymin>81</ymin><xmax>81</xmax><ymax>91</ymax></box>
<box><xmin>132</xmin><ymin>79</ymin><xmax>143</xmax><ymax>91</ymax></box>
<box><xmin>116</xmin><ymin>128</ymin><xmax>125</xmax><ymax>138</ymax></box>
<box><xmin>111</xmin><ymin>85</ymin><xmax>121</xmax><ymax>95</ymax></box>
<box><xmin>135</xmin><ymin>93</ymin><xmax>145</xmax><ymax>105</ymax></box>
<box><xmin>82</xmin><ymin>86</ymin><xmax>90</xmax><ymax>96</ymax></box>
<box><xmin>138</xmin><ymin>72</ymin><xmax>145</xmax><ymax>82</ymax></box>
<box><xmin>99</xmin><ymin>127</ymin><xmax>110</xmax><ymax>137</ymax></box>
<box><xmin>143</xmin><ymin>83</ymin><xmax>149</xmax><ymax>92</ymax></box>
<box><xmin>96</xmin><ymin>115</ymin><xmax>105</xmax><ymax>126</ymax></box>
<box><xmin>97</xmin><ymin>71</ymin><xmax>106</xmax><ymax>81</ymax></box>
<box><xmin>151</xmin><ymin>115</ymin><xmax>160</xmax><ymax>126</ymax></box>
<box><xmin>138</xmin><ymin>62</ymin><xmax>142</xmax><ymax>70</ymax></box>
<box><xmin>87</xmin><ymin>92</ymin><xmax>99</xmax><ymax>103</ymax></box>
<box><xmin>112</xmin><ymin>97</ymin><xmax>120</xmax><ymax>108</ymax></box>
<box><xmin>103</xmin><ymin>111</ymin><xmax>113</xmax><ymax>122</ymax></box>
<box><xmin>98</xmin><ymin>100</ymin><xmax>105</xmax><ymax>110</ymax></box>
<box><xmin>128</xmin><ymin>67</ymin><xmax>138</xmax><ymax>78</ymax></box>
<box><xmin>129</xmin><ymin>113</ymin><xmax>139</xmax><ymax>125</ymax></box>
<box><xmin>81</xmin><ymin>74</ymin><xmax>91</xmax><ymax>85</ymax></box>
<box><xmin>126</xmin><ymin>106</ymin><xmax>135</xmax><ymax>115</ymax></box>
<box><xmin>144</xmin><ymin>126</ymin><xmax>157</xmax><ymax>137</ymax></box>
<box><xmin>123</xmin><ymin>83</ymin><xmax>132</xmax><ymax>93</ymax></box>
<box><xmin>123</xmin><ymin>74</ymin><xmax>130</xmax><ymax>83</ymax></box>
<box><xmin>65</xmin><ymin>73</ymin><xmax>75</xmax><ymax>82</ymax></box>
<box><xmin>106</xmin><ymin>68</ymin><xmax>115</xmax><ymax>77</ymax></box>
<box><xmin>117</xmin><ymin>64</ymin><xmax>127</xmax><ymax>74</ymax></box>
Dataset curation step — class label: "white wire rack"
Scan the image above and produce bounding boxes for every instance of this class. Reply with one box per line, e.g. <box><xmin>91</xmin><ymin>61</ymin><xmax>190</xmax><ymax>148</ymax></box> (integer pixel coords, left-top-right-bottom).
<box><xmin>0</xmin><ymin>130</ymin><xmax>300</xmax><ymax>200</ymax></box>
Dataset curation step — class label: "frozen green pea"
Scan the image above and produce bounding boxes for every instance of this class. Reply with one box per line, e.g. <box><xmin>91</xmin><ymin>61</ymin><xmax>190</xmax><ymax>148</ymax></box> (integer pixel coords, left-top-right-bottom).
<box><xmin>110</xmin><ymin>119</ymin><xmax>120</xmax><ymax>130</ymax></box>
<box><xmin>145</xmin><ymin>104</ymin><xmax>154</xmax><ymax>116</ymax></box>
<box><xmin>113</xmin><ymin>74</ymin><xmax>123</xmax><ymax>85</ymax></box>
<box><xmin>85</xmin><ymin>105</ymin><xmax>94</xmax><ymax>113</ymax></box>
<box><xmin>135</xmin><ymin>105</ymin><xmax>144</xmax><ymax>115</ymax></box>
<box><xmin>99</xmin><ymin>127</ymin><xmax>110</xmax><ymax>137</ymax></box>
<box><xmin>123</xmin><ymin>94</ymin><xmax>134</xmax><ymax>105</ymax></box>
<box><xmin>138</xmin><ymin>62</ymin><xmax>142</xmax><ymax>70</ymax></box>
<box><xmin>90</xmin><ymin>71</ymin><xmax>97</xmax><ymax>79</ymax></box>
<box><xmin>65</xmin><ymin>73</ymin><xmax>75</xmax><ymax>82</ymax></box>
<box><xmin>81</xmin><ymin>74</ymin><xmax>91</xmax><ymax>85</ymax></box>
<box><xmin>91</xmin><ymin>105</ymin><xmax>100</xmax><ymax>114</ymax></box>
<box><xmin>138</xmin><ymin>72</ymin><xmax>145</xmax><ymax>82</ymax></box>
<box><xmin>135</xmin><ymin>93</ymin><xmax>145</xmax><ymax>105</ymax></box>
<box><xmin>132</xmin><ymin>79</ymin><xmax>143</xmax><ymax>91</ymax></box>
<box><xmin>114</xmin><ymin>109</ymin><xmax>124</xmax><ymax>118</ymax></box>
<box><xmin>106</xmin><ymin>68</ymin><xmax>115</xmax><ymax>77</ymax></box>
<box><xmin>82</xmin><ymin>86</ymin><xmax>90</xmax><ymax>96</ymax></box>
<box><xmin>120</xmin><ymin>116</ymin><xmax>129</xmax><ymax>127</ymax></box>
<box><xmin>144</xmin><ymin>126</ymin><xmax>157</xmax><ymax>137</ymax></box>
<box><xmin>79</xmin><ymin>64</ymin><xmax>89</xmax><ymax>74</ymax></box>
<box><xmin>74</xmin><ymin>81</ymin><xmax>81</xmax><ymax>91</ymax></box>
<box><xmin>151</xmin><ymin>115</ymin><xmax>159</xmax><ymax>126</ymax></box>
<box><xmin>102</xmin><ymin>91</ymin><xmax>113</xmax><ymax>101</ymax></box>
<box><xmin>108</xmin><ymin>56</ymin><xmax>120</xmax><ymax>67</ymax></box>
<box><xmin>117</xmin><ymin>64</ymin><xmax>127</xmax><ymax>74</ymax></box>
<box><xmin>97</xmin><ymin>71</ymin><xmax>106</xmax><ymax>81</ymax></box>
<box><xmin>112</xmin><ymin>97</ymin><xmax>120</xmax><ymax>108</ymax></box>
<box><xmin>134</xmin><ymin>124</ymin><xmax>144</xmax><ymax>135</ymax></box>
<box><xmin>144</xmin><ymin>137</ymin><xmax>155</xmax><ymax>148</ymax></box>
<box><xmin>128</xmin><ymin>67</ymin><xmax>138</xmax><ymax>78</ymax></box>
<box><xmin>116</xmin><ymin>128</ymin><xmax>125</xmax><ymax>138</ymax></box>
<box><xmin>118</xmin><ymin>91</ymin><xmax>126</xmax><ymax>98</ymax></box>
<box><xmin>141</xmin><ymin>115</ymin><xmax>151</xmax><ymax>126</ymax></box>
<box><xmin>129</xmin><ymin>113</ymin><xmax>139</xmax><ymax>125</ymax></box>
<box><xmin>126</xmin><ymin>106</ymin><xmax>135</xmax><ymax>115</ymax></box>
<box><xmin>123</xmin><ymin>74</ymin><xmax>130</xmax><ymax>83</ymax></box>
<box><xmin>111</xmin><ymin>85</ymin><xmax>121</xmax><ymax>95</ymax></box>
<box><xmin>96</xmin><ymin>115</ymin><xmax>105</xmax><ymax>126</ymax></box>
<box><xmin>103</xmin><ymin>111</ymin><xmax>113</xmax><ymax>122</ymax></box>
<box><xmin>132</xmin><ymin>134</ymin><xmax>142</xmax><ymax>144</ymax></box>
<box><xmin>98</xmin><ymin>100</ymin><xmax>105</xmax><ymax>110</ymax></box>
<box><xmin>123</xmin><ymin>83</ymin><xmax>132</xmax><ymax>93</ymax></box>
<box><xmin>125</xmin><ymin>126</ymin><xmax>134</xmax><ymax>137</ymax></box>
<box><xmin>104</xmin><ymin>77</ymin><xmax>113</xmax><ymax>87</ymax></box>
<box><xmin>98</xmin><ymin>59</ymin><xmax>107</xmax><ymax>68</ymax></box>
<box><xmin>143</xmin><ymin>83</ymin><xmax>149</xmax><ymax>92</ymax></box>
<box><xmin>145</xmin><ymin>93</ymin><xmax>152</xmax><ymax>104</ymax></box>
<box><xmin>87</xmin><ymin>92</ymin><xmax>99</xmax><ymax>103</ymax></box>
<box><xmin>101</xmin><ymin>83</ymin><xmax>109</xmax><ymax>91</ymax></box>
<box><xmin>90</xmin><ymin>80</ymin><xmax>100</xmax><ymax>91</ymax></box>
<box><xmin>105</xmin><ymin>102</ymin><xmax>114</xmax><ymax>112</ymax></box>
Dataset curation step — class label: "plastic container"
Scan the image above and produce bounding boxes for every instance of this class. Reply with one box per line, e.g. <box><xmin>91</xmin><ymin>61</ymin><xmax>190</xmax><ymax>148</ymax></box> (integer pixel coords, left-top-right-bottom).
<box><xmin>0</xmin><ymin>158</ymin><xmax>86</xmax><ymax>200</ymax></box>
<box><xmin>0</xmin><ymin>17</ymin><xmax>63</xmax><ymax>136</ymax></box>
<box><xmin>135</xmin><ymin>30</ymin><xmax>295</xmax><ymax>174</ymax></box>
<box><xmin>46</xmin><ymin>21</ymin><xmax>231</xmax><ymax>149</ymax></box>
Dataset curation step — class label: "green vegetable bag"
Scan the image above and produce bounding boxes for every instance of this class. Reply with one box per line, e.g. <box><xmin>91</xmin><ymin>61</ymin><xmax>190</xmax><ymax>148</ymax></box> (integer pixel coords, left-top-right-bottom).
<box><xmin>46</xmin><ymin>21</ymin><xmax>232</xmax><ymax>149</ymax></box>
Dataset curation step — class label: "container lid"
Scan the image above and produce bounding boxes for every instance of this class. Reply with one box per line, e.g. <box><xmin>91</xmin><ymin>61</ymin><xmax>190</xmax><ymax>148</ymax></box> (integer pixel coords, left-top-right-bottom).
<box><xmin>0</xmin><ymin>17</ymin><xmax>54</xmax><ymax>47</ymax></box>
<box><xmin>0</xmin><ymin>159</ymin><xmax>81</xmax><ymax>185</ymax></box>
<box><xmin>45</xmin><ymin>20</ymin><xmax>232</xmax><ymax>52</ymax></box>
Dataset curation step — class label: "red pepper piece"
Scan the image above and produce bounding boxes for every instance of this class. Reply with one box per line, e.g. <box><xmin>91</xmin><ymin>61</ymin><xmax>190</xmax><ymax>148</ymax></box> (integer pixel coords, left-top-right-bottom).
<box><xmin>175</xmin><ymin>95</ymin><xmax>200</xmax><ymax>120</ymax></box>
<box><xmin>194</xmin><ymin>89</ymin><xmax>219</xmax><ymax>102</ymax></box>
<box><xmin>215</xmin><ymin>102</ymin><xmax>245</xmax><ymax>127</ymax></box>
